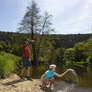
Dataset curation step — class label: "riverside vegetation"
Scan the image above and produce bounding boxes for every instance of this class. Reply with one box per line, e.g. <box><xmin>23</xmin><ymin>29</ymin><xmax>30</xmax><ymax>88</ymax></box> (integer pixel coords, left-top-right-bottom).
<box><xmin>0</xmin><ymin>31</ymin><xmax>92</xmax><ymax>78</ymax></box>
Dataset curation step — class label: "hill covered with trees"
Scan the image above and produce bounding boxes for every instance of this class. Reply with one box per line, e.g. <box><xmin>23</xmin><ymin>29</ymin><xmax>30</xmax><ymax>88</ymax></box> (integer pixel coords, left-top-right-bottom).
<box><xmin>50</xmin><ymin>34</ymin><xmax>91</xmax><ymax>49</ymax></box>
<box><xmin>0</xmin><ymin>31</ymin><xmax>91</xmax><ymax>50</ymax></box>
<box><xmin>0</xmin><ymin>31</ymin><xmax>91</xmax><ymax>63</ymax></box>
<box><xmin>0</xmin><ymin>31</ymin><xmax>92</xmax><ymax>78</ymax></box>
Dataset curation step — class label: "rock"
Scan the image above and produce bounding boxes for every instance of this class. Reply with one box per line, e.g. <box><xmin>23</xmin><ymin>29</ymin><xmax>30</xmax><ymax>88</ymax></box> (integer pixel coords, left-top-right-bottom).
<box><xmin>0</xmin><ymin>74</ymin><xmax>43</xmax><ymax>92</ymax></box>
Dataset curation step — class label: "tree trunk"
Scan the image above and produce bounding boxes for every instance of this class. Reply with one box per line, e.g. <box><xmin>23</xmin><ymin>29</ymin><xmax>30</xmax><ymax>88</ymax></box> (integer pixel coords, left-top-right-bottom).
<box><xmin>31</xmin><ymin>25</ymin><xmax>37</xmax><ymax>65</ymax></box>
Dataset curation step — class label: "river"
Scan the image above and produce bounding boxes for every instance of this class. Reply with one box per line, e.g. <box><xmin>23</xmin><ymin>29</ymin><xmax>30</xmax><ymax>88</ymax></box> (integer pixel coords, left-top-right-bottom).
<box><xmin>17</xmin><ymin>64</ymin><xmax>92</xmax><ymax>92</ymax></box>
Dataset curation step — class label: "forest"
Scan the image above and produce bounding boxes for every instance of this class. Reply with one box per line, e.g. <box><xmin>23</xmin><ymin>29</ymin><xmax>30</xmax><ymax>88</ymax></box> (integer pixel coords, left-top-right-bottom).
<box><xmin>0</xmin><ymin>32</ymin><xmax>92</xmax><ymax>78</ymax></box>
<box><xmin>0</xmin><ymin>31</ymin><xmax>91</xmax><ymax>64</ymax></box>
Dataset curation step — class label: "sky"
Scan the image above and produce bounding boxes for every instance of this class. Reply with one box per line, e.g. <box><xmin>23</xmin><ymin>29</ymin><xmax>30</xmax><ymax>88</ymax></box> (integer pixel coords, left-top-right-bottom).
<box><xmin>0</xmin><ymin>0</ymin><xmax>92</xmax><ymax>34</ymax></box>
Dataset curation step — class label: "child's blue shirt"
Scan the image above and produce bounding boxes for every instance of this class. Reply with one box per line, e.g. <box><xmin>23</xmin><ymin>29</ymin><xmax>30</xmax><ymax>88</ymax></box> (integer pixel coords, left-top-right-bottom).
<box><xmin>41</xmin><ymin>70</ymin><xmax>57</xmax><ymax>79</ymax></box>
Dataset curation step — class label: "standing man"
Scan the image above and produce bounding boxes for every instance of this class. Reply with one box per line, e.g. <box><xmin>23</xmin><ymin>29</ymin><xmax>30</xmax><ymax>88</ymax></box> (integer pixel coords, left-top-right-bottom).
<box><xmin>21</xmin><ymin>39</ymin><xmax>33</xmax><ymax>80</ymax></box>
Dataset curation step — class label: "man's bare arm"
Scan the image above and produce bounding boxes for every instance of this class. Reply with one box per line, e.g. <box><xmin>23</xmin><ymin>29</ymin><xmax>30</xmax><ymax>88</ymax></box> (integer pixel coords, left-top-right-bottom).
<box><xmin>25</xmin><ymin>43</ymin><xmax>31</xmax><ymax>50</ymax></box>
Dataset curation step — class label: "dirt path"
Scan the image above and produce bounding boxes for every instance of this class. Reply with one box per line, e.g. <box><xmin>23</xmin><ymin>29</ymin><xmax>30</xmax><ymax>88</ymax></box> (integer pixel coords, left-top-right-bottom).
<box><xmin>0</xmin><ymin>74</ymin><xmax>51</xmax><ymax>92</ymax></box>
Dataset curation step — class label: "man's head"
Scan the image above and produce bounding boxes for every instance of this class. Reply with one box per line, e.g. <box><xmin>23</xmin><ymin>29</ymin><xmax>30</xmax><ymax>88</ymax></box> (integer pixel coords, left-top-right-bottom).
<box><xmin>24</xmin><ymin>39</ymin><xmax>31</xmax><ymax>45</ymax></box>
<box><xmin>50</xmin><ymin>64</ymin><xmax>56</xmax><ymax>72</ymax></box>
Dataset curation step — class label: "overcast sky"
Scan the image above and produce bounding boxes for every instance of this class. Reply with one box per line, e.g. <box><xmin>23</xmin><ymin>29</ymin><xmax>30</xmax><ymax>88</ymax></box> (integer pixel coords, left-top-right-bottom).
<box><xmin>0</xmin><ymin>0</ymin><xmax>92</xmax><ymax>34</ymax></box>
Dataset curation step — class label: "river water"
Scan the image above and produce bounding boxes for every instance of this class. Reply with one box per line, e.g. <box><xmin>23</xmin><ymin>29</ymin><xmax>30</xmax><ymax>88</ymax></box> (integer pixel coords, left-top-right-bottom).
<box><xmin>17</xmin><ymin>64</ymin><xmax>92</xmax><ymax>92</ymax></box>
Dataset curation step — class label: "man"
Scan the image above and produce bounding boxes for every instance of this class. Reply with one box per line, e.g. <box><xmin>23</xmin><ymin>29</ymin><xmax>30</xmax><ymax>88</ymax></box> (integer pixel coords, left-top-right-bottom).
<box><xmin>21</xmin><ymin>39</ymin><xmax>33</xmax><ymax>80</ymax></box>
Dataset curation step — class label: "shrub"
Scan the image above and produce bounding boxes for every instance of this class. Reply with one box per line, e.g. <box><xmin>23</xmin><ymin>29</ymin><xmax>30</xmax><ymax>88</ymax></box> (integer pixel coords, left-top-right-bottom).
<box><xmin>0</xmin><ymin>51</ymin><xmax>21</xmax><ymax>78</ymax></box>
<box><xmin>87</xmin><ymin>56</ymin><xmax>92</xmax><ymax>64</ymax></box>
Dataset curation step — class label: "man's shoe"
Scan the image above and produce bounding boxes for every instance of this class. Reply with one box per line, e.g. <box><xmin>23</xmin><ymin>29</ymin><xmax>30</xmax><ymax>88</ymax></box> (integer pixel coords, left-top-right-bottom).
<box><xmin>20</xmin><ymin>76</ymin><xmax>25</xmax><ymax>80</ymax></box>
<box><xmin>27</xmin><ymin>76</ymin><xmax>33</xmax><ymax>81</ymax></box>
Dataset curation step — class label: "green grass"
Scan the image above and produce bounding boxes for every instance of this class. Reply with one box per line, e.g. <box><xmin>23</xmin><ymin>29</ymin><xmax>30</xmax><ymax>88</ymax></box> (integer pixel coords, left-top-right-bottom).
<box><xmin>0</xmin><ymin>51</ymin><xmax>21</xmax><ymax>78</ymax></box>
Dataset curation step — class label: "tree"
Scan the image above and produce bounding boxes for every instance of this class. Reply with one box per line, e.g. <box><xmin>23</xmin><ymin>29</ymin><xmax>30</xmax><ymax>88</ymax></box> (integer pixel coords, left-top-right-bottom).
<box><xmin>53</xmin><ymin>48</ymin><xmax>66</xmax><ymax>65</ymax></box>
<box><xmin>63</xmin><ymin>48</ymin><xmax>75</xmax><ymax>64</ymax></box>
<box><xmin>0</xmin><ymin>41</ymin><xmax>6</xmax><ymax>51</ymax></box>
<box><xmin>83</xmin><ymin>37</ymin><xmax>92</xmax><ymax>57</ymax></box>
<box><xmin>18</xmin><ymin>0</ymin><xmax>40</xmax><ymax>64</ymax></box>
<box><xmin>36</xmin><ymin>12</ymin><xmax>54</xmax><ymax>60</ymax></box>
<box><xmin>18</xmin><ymin>0</ymin><xmax>53</xmax><ymax>65</ymax></box>
<box><xmin>74</xmin><ymin>42</ymin><xmax>86</xmax><ymax>62</ymax></box>
<box><xmin>83</xmin><ymin>37</ymin><xmax>92</xmax><ymax>64</ymax></box>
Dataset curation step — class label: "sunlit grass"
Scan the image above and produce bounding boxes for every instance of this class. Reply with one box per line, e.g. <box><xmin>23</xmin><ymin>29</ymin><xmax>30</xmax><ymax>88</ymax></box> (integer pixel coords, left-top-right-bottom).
<box><xmin>0</xmin><ymin>51</ymin><xmax>21</xmax><ymax>78</ymax></box>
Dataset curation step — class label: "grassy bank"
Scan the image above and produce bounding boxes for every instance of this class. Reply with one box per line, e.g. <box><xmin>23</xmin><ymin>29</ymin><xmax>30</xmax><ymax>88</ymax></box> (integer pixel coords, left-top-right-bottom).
<box><xmin>0</xmin><ymin>51</ymin><xmax>21</xmax><ymax>78</ymax></box>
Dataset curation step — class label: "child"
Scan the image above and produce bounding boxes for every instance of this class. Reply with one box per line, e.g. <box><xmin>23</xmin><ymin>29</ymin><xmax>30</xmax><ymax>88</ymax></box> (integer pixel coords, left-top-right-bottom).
<box><xmin>41</xmin><ymin>64</ymin><xmax>69</xmax><ymax>90</ymax></box>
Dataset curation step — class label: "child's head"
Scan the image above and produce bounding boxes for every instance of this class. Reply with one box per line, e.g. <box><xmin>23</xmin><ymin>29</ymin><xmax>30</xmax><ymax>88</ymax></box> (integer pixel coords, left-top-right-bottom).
<box><xmin>50</xmin><ymin>64</ymin><xmax>56</xmax><ymax>72</ymax></box>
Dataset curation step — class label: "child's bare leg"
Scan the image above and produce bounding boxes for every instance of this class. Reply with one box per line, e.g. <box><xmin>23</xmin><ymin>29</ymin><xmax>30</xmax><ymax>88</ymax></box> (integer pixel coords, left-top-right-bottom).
<box><xmin>43</xmin><ymin>79</ymin><xmax>49</xmax><ymax>85</ymax></box>
<box><xmin>48</xmin><ymin>77</ymin><xmax>54</xmax><ymax>86</ymax></box>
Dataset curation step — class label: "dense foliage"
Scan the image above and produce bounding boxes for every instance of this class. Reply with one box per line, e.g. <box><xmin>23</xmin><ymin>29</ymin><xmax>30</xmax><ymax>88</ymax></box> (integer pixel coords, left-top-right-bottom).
<box><xmin>0</xmin><ymin>31</ymin><xmax>91</xmax><ymax>65</ymax></box>
<box><xmin>0</xmin><ymin>51</ymin><xmax>21</xmax><ymax>78</ymax></box>
<box><xmin>50</xmin><ymin>34</ymin><xmax>91</xmax><ymax>49</ymax></box>
<box><xmin>63</xmin><ymin>36</ymin><xmax>92</xmax><ymax>64</ymax></box>
<box><xmin>0</xmin><ymin>31</ymin><xmax>92</xmax><ymax>78</ymax></box>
